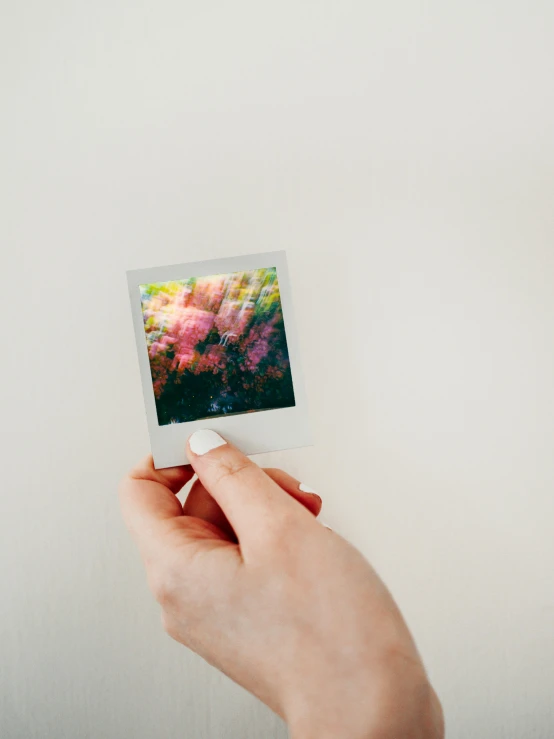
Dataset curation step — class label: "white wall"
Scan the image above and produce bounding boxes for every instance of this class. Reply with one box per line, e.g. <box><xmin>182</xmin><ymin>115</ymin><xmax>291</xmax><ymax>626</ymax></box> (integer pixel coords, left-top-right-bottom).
<box><xmin>2</xmin><ymin>2</ymin><xmax>553</xmax><ymax>737</ymax></box>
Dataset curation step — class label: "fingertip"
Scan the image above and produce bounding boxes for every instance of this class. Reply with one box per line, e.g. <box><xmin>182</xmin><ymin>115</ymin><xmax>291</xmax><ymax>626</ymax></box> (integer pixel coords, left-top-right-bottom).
<box><xmin>262</xmin><ymin>468</ymin><xmax>322</xmax><ymax>517</ymax></box>
<box><xmin>127</xmin><ymin>454</ymin><xmax>194</xmax><ymax>494</ymax></box>
<box><xmin>298</xmin><ymin>485</ymin><xmax>322</xmax><ymax>513</ymax></box>
<box><xmin>187</xmin><ymin>429</ymin><xmax>228</xmax><ymax>460</ymax></box>
<box><xmin>312</xmin><ymin>495</ymin><xmax>323</xmax><ymax>517</ymax></box>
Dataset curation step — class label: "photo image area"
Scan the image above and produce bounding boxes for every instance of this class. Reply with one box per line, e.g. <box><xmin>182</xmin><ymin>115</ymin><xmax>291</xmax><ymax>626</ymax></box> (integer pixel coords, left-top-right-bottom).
<box><xmin>139</xmin><ymin>267</ymin><xmax>296</xmax><ymax>426</ymax></box>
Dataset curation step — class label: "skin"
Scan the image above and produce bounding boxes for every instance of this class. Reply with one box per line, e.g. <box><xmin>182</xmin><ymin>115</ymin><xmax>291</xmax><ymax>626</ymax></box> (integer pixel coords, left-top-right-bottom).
<box><xmin>119</xmin><ymin>434</ymin><xmax>444</xmax><ymax>739</ymax></box>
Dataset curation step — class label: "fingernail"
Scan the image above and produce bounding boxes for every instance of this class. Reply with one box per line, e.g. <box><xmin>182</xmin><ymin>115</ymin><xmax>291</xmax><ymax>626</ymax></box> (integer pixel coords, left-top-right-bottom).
<box><xmin>299</xmin><ymin>482</ymin><xmax>317</xmax><ymax>494</ymax></box>
<box><xmin>189</xmin><ymin>429</ymin><xmax>227</xmax><ymax>456</ymax></box>
<box><xmin>319</xmin><ymin>518</ymin><xmax>332</xmax><ymax>531</ymax></box>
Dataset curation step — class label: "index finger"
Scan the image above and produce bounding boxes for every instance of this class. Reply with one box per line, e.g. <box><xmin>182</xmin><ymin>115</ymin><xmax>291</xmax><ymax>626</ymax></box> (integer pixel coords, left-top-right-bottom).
<box><xmin>186</xmin><ymin>430</ymin><xmax>310</xmax><ymax>554</ymax></box>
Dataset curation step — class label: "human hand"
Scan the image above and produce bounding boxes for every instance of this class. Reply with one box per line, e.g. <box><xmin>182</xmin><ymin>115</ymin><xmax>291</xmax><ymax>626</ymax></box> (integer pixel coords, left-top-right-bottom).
<box><xmin>119</xmin><ymin>431</ymin><xmax>443</xmax><ymax>739</ymax></box>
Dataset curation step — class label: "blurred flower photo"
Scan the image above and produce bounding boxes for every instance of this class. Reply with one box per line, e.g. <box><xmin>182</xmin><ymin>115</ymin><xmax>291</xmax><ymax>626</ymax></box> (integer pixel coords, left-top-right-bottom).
<box><xmin>139</xmin><ymin>267</ymin><xmax>296</xmax><ymax>425</ymax></box>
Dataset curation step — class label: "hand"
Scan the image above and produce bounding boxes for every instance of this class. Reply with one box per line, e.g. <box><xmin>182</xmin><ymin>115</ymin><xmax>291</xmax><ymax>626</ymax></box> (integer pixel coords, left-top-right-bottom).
<box><xmin>119</xmin><ymin>431</ymin><xmax>444</xmax><ymax>739</ymax></box>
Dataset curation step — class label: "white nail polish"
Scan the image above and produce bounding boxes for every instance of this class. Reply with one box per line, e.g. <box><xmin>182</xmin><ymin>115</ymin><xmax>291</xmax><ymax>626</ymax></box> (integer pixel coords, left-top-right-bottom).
<box><xmin>189</xmin><ymin>429</ymin><xmax>227</xmax><ymax>456</ymax></box>
<box><xmin>299</xmin><ymin>482</ymin><xmax>317</xmax><ymax>494</ymax></box>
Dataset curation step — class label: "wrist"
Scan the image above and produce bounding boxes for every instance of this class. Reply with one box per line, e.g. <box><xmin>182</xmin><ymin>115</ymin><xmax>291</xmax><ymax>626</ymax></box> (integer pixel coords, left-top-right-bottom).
<box><xmin>287</xmin><ymin>670</ymin><xmax>443</xmax><ymax>739</ymax></box>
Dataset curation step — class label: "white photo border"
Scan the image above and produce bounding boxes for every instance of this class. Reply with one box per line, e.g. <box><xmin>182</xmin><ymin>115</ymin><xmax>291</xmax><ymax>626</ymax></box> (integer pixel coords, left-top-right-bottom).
<box><xmin>126</xmin><ymin>250</ymin><xmax>313</xmax><ymax>468</ymax></box>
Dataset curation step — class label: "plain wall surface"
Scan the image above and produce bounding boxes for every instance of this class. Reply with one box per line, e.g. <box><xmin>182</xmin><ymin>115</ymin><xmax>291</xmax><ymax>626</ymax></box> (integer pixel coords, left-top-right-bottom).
<box><xmin>2</xmin><ymin>2</ymin><xmax>553</xmax><ymax>737</ymax></box>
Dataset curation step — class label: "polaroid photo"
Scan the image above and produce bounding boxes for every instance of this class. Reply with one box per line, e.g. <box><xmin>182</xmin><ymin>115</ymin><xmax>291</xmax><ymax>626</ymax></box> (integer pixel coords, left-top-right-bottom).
<box><xmin>126</xmin><ymin>250</ymin><xmax>312</xmax><ymax>468</ymax></box>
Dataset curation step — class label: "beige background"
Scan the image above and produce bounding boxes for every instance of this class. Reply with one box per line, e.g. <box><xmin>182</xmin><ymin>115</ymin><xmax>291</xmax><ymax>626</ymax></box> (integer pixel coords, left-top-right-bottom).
<box><xmin>1</xmin><ymin>2</ymin><xmax>553</xmax><ymax>738</ymax></box>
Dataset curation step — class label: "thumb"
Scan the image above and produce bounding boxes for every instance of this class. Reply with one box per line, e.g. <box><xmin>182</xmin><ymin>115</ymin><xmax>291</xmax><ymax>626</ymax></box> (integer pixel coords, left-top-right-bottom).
<box><xmin>186</xmin><ymin>429</ymin><xmax>308</xmax><ymax>556</ymax></box>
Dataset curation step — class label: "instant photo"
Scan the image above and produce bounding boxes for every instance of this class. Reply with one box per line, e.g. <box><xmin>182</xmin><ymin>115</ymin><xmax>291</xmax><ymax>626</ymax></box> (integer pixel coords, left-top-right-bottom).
<box><xmin>127</xmin><ymin>252</ymin><xmax>312</xmax><ymax>468</ymax></box>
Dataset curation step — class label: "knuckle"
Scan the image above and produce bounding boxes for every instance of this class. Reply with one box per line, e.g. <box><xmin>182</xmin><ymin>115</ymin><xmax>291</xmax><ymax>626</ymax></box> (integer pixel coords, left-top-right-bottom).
<box><xmin>148</xmin><ymin>568</ymin><xmax>178</xmax><ymax>607</ymax></box>
<box><xmin>213</xmin><ymin>457</ymin><xmax>252</xmax><ymax>487</ymax></box>
<box><xmin>160</xmin><ymin>610</ymin><xmax>170</xmax><ymax>632</ymax></box>
<box><xmin>160</xmin><ymin>610</ymin><xmax>178</xmax><ymax>639</ymax></box>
